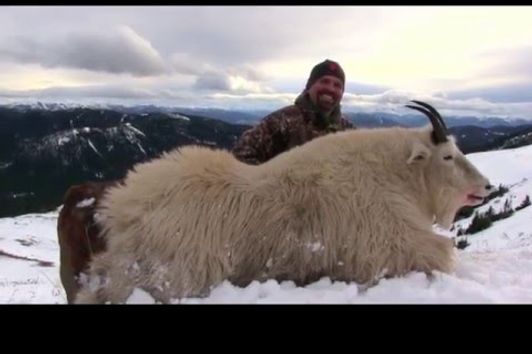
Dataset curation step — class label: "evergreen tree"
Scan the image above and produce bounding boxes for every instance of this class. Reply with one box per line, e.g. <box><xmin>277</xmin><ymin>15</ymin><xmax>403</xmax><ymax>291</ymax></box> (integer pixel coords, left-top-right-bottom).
<box><xmin>456</xmin><ymin>238</ymin><xmax>470</xmax><ymax>250</ymax></box>
<box><xmin>465</xmin><ymin>211</ymin><xmax>492</xmax><ymax>234</ymax></box>
<box><xmin>516</xmin><ymin>195</ymin><xmax>531</xmax><ymax>211</ymax></box>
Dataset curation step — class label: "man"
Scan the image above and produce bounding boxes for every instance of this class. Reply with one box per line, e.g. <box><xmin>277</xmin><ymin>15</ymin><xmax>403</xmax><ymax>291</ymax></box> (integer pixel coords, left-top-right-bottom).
<box><xmin>232</xmin><ymin>59</ymin><xmax>354</xmax><ymax>164</ymax></box>
<box><xmin>57</xmin><ymin>59</ymin><xmax>354</xmax><ymax>303</ymax></box>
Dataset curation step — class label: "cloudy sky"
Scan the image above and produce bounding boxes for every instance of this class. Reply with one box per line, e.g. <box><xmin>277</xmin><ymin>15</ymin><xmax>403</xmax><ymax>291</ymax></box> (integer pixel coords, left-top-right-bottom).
<box><xmin>2</xmin><ymin>6</ymin><xmax>532</xmax><ymax>118</ymax></box>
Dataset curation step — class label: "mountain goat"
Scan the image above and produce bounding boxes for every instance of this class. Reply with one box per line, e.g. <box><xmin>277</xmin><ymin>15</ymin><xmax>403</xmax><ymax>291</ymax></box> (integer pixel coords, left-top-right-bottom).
<box><xmin>75</xmin><ymin>101</ymin><xmax>492</xmax><ymax>304</ymax></box>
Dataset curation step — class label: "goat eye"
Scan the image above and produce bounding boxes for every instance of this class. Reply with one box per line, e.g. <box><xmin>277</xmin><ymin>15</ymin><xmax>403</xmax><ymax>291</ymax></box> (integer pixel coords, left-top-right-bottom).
<box><xmin>444</xmin><ymin>155</ymin><xmax>453</xmax><ymax>160</ymax></box>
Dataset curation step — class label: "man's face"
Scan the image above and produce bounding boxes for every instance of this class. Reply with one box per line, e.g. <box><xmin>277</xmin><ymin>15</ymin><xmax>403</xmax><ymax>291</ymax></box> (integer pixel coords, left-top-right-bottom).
<box><xmin>307</xmin><ymin>75</ymin><xmax>344</xmax><ymax>113</ymax></box>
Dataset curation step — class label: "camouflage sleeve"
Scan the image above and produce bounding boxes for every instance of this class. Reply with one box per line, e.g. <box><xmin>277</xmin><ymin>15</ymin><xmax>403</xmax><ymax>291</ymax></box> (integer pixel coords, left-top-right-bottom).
<box><xmin>231</xmin><ymin>110</ymin><xmax>289</xmax><ymax>165</ymax></box>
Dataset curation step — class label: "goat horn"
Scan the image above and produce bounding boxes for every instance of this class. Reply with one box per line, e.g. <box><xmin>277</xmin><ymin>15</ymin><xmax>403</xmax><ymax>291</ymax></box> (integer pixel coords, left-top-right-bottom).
<box><xmin>410</xmin><ymin>100</ymin><xmax>448</xmax><ymax>131</ymax></box>
<box><xmin>405</xmin><ymin>101</ymin><xmax>448</xmax><ymax>144</ymax></box>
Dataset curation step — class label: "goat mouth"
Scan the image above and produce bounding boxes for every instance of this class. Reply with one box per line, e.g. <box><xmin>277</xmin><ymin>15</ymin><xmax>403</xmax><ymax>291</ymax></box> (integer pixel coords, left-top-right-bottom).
<box><xmin>466</xmin><ymin>194</ymin><xmax>485</xmax><ymax>205</ymax></box>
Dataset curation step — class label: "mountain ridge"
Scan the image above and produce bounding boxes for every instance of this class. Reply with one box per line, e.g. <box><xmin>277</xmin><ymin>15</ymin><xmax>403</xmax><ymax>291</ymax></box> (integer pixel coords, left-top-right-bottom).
<box><xmin>1</xmin><ymin>105</ymin><xmax>532</xmax><ymax>217</ymax></box>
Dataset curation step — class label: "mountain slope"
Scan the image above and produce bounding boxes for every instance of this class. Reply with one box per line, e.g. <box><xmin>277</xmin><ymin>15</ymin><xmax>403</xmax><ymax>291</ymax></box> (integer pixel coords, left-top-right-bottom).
<box><xmin>2</xmin><ymin>105</ymin><xmax>532</xmax><ymax>217</ymax></box>
<box><xmin>0</xmin><ymin>108</ymin><xmax>249</xmax><ymax>217</ymax></box>
<box><xmin>0</xmin><ymin>144</ymin><xmax>530</xmax><ymax>303</ymax></box>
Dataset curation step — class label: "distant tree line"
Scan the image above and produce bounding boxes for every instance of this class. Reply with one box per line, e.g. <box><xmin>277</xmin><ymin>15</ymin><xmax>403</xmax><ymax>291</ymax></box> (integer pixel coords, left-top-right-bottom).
<box><xmin>454</xmin><ymin>184</ymin><xmax>509</xmax><ymax>222</ymax></box>
<box><xmin>453</xmin><ymin>192</ymin><xmax>531</xmax><ymax>250</ymax></box>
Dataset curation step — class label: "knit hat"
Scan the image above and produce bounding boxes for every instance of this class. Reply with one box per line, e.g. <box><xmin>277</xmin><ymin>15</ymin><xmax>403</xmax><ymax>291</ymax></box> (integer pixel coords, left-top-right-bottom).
<box><xmin>305</xmin><ymin>59</ymin><xmax>345</xmax><ymax>90</ymax></box>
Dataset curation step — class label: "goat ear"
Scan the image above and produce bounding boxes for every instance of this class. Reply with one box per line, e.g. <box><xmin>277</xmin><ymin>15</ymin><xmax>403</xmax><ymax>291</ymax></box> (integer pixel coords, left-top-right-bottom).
<box><xmin>407</xmin><ymin>141</ymin><xmax>431</xmax><ymax>165</ymax></box>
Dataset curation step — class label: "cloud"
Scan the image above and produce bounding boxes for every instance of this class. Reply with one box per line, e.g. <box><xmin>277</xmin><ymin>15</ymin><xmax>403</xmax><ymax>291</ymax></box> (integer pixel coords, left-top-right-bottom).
<box><xmin>436</xmin><ymin>45</ymin><xmax>532</xmax><ymax>103</ymax></box>
<box><xmin>194</xmin><ymin>71</ymin><xmax>232</xmax><ymax>91</ymax></box>
<box><xmin>0</xmin><ymin>84</ymin><xmax>157</xmax><ymax>100</ymax></box>
<box><xmin>193</xmin><ymin>71</ymin><xmax>269</xmax><ymax>94</ymax></box>
<box><xmin>3</xmin><ymin>83</ymin><xmax>532</xmax><ymax>120</ymax></box>
<box><xmin>0</xmin><ymin>7</ymin><xmax>385</xmax><ymax>67</ymax></box>
<box><xmin>447</xmin><ymin>82</ymin><xmax>532</xmax><ymax>103</ymax></box>
<box><xmin>479</xmin><ymin>46</ymin><xmax>532</xmax><ymax>78</ymax></box>
<box><xmin>229</xmin><ymin>65</ymin><xmax>269</xmax><ymax>82</ymax></box>
<box><xmin>0</xmin><ymin>25</ymin><xmax>166</xmax><ymax>76</ymax></box>
<box><xmin>345</xmin><ymin>81</ymin><xmax>391</xmax><ymax>95</ymax></box>
<box><xmin>341</xmin><ymin>89</ymin><xmax>532</xmax><ymax>119</ymax></box>
<box><xmin>170</xmin><ymin>53</ymin><xmax>270</xmax><ymax>94</ymax></box>
<box><xmin>169</xmin><ymin>53</ymin><xmax>216</xmax><ymax>76</ymax></box>
<box><xmin>1</xmin><ymin>7</ymin><xmax>532</xmax><ymax>118</ymax></box>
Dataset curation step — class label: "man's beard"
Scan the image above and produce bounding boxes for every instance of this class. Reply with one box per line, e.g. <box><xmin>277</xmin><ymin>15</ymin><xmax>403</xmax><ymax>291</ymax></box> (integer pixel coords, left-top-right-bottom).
<box><xmin>316</xmin><ymin>91</ymin><xmax>338</xmax><ymax>113</ymax></box>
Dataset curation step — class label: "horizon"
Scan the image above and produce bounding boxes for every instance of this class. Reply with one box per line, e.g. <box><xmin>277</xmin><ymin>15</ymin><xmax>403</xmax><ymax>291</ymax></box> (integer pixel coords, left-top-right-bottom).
<box><xmin>5</xmin><ymin>100</ymin><xmax>532</xmax><ymax>124</ymax></box>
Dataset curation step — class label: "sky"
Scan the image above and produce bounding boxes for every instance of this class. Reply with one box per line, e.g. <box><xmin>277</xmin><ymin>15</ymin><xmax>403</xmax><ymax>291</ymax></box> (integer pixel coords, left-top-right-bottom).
<box><xmin>1</xmin><ymin>144</ymin><xmax>532</xmax><ymax>303</ymax></box>
<box><xmin>2</xmin><ymin>6</ymin><xmax>532</xmax><ymax>118</ymax></box>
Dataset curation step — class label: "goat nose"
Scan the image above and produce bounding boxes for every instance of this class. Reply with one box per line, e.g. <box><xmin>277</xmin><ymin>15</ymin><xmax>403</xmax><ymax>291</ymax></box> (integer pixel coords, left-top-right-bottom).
<box><xmin>485</xmin><ymin>184</ymin><xmax>494</xmax><ymax>191</ymax></box>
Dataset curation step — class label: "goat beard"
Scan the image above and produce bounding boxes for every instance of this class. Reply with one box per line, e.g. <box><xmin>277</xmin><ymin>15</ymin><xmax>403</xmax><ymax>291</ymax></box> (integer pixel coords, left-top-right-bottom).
<box><xmin>434</xmin><ymin>189</ymin><xmax>463</xmax><ymax>229</ymax></box>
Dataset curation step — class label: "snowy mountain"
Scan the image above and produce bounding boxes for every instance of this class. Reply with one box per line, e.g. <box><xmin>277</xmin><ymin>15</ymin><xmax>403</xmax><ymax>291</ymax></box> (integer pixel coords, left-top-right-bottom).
<box><xmin>344</xmin><ymin>111</ymin><xmax>532</xmax><ymax>129</ymax></box>
<box><xmin>3</xmin><ymin>102</ymin><xmax>532</xmax><ymax>127</ymax></box>
<box><xmin>0</xmin><ymin>145</ymin><xmax>531</xmax><ymax>304</ymax></box>
<box><xmin>3</xmin><ymin>105</ymin><xmax>532</xmax><ymax>219</ymax></box>
<box><xmin>0</xmin><ymin>107</ymin><xmax>248</xmax><ymax>217</ymax></box>
<box><xmin>448</xmin><ymin>124</ymin><xmax>532</xmax><ymax>153</ymax></box>
<box><xmin>498</xmin><ymin>129</ymin><xmax>532</xmax><ymax>150</ymax></box>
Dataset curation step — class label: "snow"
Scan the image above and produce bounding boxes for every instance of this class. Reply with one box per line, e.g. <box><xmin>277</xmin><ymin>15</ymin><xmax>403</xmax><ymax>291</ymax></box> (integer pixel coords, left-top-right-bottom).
<box><xmin>124</xmin><ymin>123</ymin><xmax>146</xmax><ymax>137</ymax></box>
<box><xmin>137</xmin><ymin>143</ymin><xmax>147</xmax><ymax>156</ymax></box>
<box><xmin>0</xmin><ymin>145</ymin><xmax>531</xmax><ymax>304</ymax></box>
<box><xmin>87</xmin><ymin>139</ymin><xmax>103</xmax><ymax>157</ymax></box>
<box><xmin>126</xmin><ymin>288</ymin><xmax>157</xmax><ymax>304</ymax></box>
<box><xmin>471</xmin><ymin>144</ymin><xmax>532</xmax><ymax>186</ymax></box>
<box><xmin>76</xmin><ymin>198</ymin><xmax>95</xmax><ymax>208</ymax></box>
<box><xmin>57</xmin><ymin>136</ymin><xmax>71</xmax><ymax>146</ymax></box>
<box><xmin>167</xmin><ymin>113</ymin><xmax>190</xmax><ymax>121</ymax></box>
<box><xmin>0</xmin><ymin>212</ymin><xmax>65</xmax><ymax>304</ymax></box>
<box><xmin>463</xmin><ymin>205</ymin><xmax>532</xmax><ymax>252</ymax></box>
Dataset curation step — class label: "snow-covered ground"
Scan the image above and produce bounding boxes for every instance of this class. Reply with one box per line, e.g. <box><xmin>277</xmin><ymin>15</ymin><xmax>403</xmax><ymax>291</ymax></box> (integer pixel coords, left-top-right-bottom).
<box><xmin>0</xmin><ymin>212</ymin><xmax>65</xmax><ymax>303</ymax></box>
<box><xmin>1</xmin><ymin>145</ymin><xmax>531</xmax><ymax>304</ymax></box>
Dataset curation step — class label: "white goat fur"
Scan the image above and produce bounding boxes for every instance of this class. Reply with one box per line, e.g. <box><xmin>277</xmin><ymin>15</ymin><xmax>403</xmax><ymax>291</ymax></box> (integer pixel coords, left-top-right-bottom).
<box><xmin>75</xmin><ymin>125</ymin><xmax>490</xmax><ymax>303</ymax></box>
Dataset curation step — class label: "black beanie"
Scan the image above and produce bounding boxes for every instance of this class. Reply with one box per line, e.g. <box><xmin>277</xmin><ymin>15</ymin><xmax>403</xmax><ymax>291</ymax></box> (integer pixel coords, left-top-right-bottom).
<box><xmin>305</xmin><ymin>59</ymin><xmax>345</xmax><ymax>90</ymax></box>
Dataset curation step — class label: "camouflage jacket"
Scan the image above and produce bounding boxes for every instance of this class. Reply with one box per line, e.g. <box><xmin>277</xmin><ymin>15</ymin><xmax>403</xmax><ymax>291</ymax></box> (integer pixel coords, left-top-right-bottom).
<box><xmin>231</xmin><ymin>93</ymin><xmax>355</xmax><ymax>165</ymax></box>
